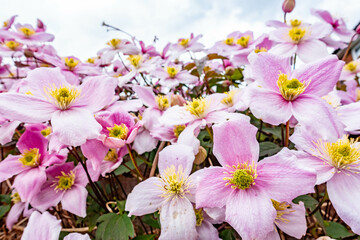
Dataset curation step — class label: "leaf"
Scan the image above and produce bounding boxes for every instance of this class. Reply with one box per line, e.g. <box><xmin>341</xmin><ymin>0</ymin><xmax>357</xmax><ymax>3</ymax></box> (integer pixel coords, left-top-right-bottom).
<box><xmin>207</xmin><ymin>53</ymin><xmax>228</xmax><ymax>60</ymax></box>
<box><xmin>96</xmin><ymin>213</ymin><xmax>135</xmax><ymax>240</ymax></box>
<box><xmin>142</xmin><ymin>212</ymin><xmax>160</xmax><ymax>229</ymax></box>
<box><xmin>324</xmin><ymin>221</ymin><xmax>355</xmax><ymax>238</ymax></box>
<box><xmin>259</xmin><ymin>142</ymin><xmax>282</xmax><ymax>157</ymax></box>
<box><xmin>198</xmin><ymin>130</ymin><xmax>212</xmax><ymax>148</ymax></box>
<box><xmin>230</xmin><ymin>68</ymin><xmax>243</xmax><ymax>81</ymax></box>
<box><xmin>0</xmin><ymin>194</ymin><xmax>11</xmax><ymax>204</ymax></box>
<box><xmin>262</xmin><ymin>127</ymin><xmax>283</xmax><ymax>139</ymax></box>
<box><xmin>293</xmin><ymin>195</ymin><xmax>318</xmax><ymax>211</ymax></box>
<box><xmin>0</xmin><ymin>205</ymin><xmax>10</xmax><ymax>219</ymax></box>
<box><xmin>219</xmin><ymin>228</ymin><xmax>236</xmax><ymax>240</ymax></box>
<box><xmin>117</xmin><ymin>200</ymin><xmax>126</xmax><ymax>213</ymax></box>
<box><xmin>133</xmin><ymin>235</ymin><xmax>156</xmax><ymax>240</ymax></box>
<box><xmin>114</xmin><ymin>158</ymin><xmax>143</xmax><ymax>175</ymax></box>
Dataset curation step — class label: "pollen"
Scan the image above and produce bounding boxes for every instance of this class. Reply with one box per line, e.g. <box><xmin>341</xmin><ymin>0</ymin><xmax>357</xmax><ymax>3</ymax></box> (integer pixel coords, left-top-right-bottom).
<box><xmin>19</xmin><ymin>148</ymin><xmax>41</xmax><ymax>167</ymax></box>
<box><xmin>221</xmin><ymin>90</ymin><xmax>236</xmax><ymax>105</ymax></box>
<box><xmin>314</xmin><ymin>136</ymin><xmax>360</xmax><ymax>169</ymax></box>
<box><xmin>107</xmin><ymin>38</ymin><xmax>121</xmax><ymax>48</ymax></box>
<box><xmin>272</xmin><ymin>199</ymin><xmax>295</xmax><ymax>223</ymax></box>
<box><xmin>160</xmin><ymin>165</ymin><xmax>190</xmax><ymax>198</ymax></box>
<box><xmin>237</xmin><ymin>35</ymin><xmax>250</xmax><ymax>48</ymax></box>
<box><xmin>19</xmin><ymin>27</ymin><xmax>35</xmax><ymax>37</ymax></box>
<box><xmin>41</xmin><ymin>127</ymin><xmax>52</xmax><ymax>137</ymax></box>
<box><xmin>223</xmin><ymin>162</ymin><xmax>257</xmax><ymax>190</ymax></box>
<box><xmin>44</xmin><ymin>84</ymin><xmax>81</xmax><ymax>110</ymax></box>
<box><xmin>156</xmin><ymin>95</ymin><xmax>170</xmax><ymax>111</ymax></box>
<box><xmin>4</xmin><ymin>40</ymin><xmax>21</xmax><ymax>51</ymax></box>
<box><xmin>87</xmin><ymin>57</ymin><xmax>96</xmax><ymax>64</ymax></box>
<box><xmin>254</xmin><ymin>47</ymin><xmax>267</xmax><ymax>53</ymax></box>
<box><xmin>277</xmin><ymin>73</ymin><xmax>307</xmax><ymax>101</ymax></box>
<box><xmin>194</xmin><ymin>208</ymin><xmax>204</xmax><ymax>226</ymax></box>
<box><xmin>224</xmin><ymin>37</ymin><xmax>234</xmax><ymax>45</ymax></box>
<box><xmin>173</xmin><ymin>125</ymin><xmax>186</xmax><ymax>138</ymax></box>
<box><xmin>128</xmin><ymin>55</ymin><xmax>142</xmax><ymax>68</ymax></box>
<box><xmin>11</xmin><ymin>192</ymin><xmax>21</xmax><ymax>204</ymax></box>
<box><xmin>64</xmin><ymin>57</ymin><xmax>79</xmax><ymax>70</ymax></box>
<box><xmin>344</xmin><ymin>61</ymin><xmax>357</xmax><ymax>72</ymax></box>
<box><xmin>185</xmin><ymin>98</ymin><xmax>207</xmax><ymax>117</ymax></box>
<box><xmin>107</xmin><ymin>123</ymin><xmax>129</xmax><ymax>140</ymax></box>
<box><xmin>104</xmin><ymin>149</ymin><xmax>118</xmax><ymax>162</ymax></box>
<box><xmin>290</xmin><ymin>19</ymin><xmax>302</xmax><ymax>27</ymax></box>
<box><xmin>166</xmin><ymin>66</ymin><xmax>179</xmax><ymax>78</ymax></box>
<box><xmin>289</xmin><ymin>27</ymin><xmax>306</xmax><ymax>43</ymax></box>
<box><xmin>54</xmin><ymin>171</ymin><xmax>75</xmax><ymax>191</ymax></box>
<box><xmin>178</xmin><ymin>38</ymin><xmax>189</xmax><ymax>47</ymax></box>
<box><xmin>3</xmin><ymin>21</ymin><xmax>8</xmax><ymax>27</ymax></box>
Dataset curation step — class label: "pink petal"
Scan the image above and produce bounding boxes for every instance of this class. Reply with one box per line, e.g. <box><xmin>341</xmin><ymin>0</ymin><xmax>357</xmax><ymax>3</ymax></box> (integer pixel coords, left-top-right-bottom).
<box><xmin>133</xmin><ymin>129</ymin><xmax>158</xmax><ymax>154</ymax></box>
<box><xmin>338</xmin><ymin>102</ymin><xmax>360</xmax><ymax>132</ymax></box>
<box><xmin>22</xmin><ymin>211</ymin><xmax>61</xmax><ymax>240</ymax></box>
<box><xmin>196</xmin><ymin>167</ymin><xmax>232</xmax><ymax>209</ymax></box>
<box><xmin>31</xmin><ymin>183</ymin><xmax>64</xmax><ymax>212</ymax></box>
<box><xmin>160</xmin><ymin>106</ymin><xmax>197</xmax><ymax>126</ymax></box>
<box><xmin>6</xmin><ymin>202</ymin><xmax>25</xmax><ymax>230</ymax></box>
<box><xmin>327</xmin><ymin>172</ymin><xmax>360</xmax><ymax>234</ymax></box>
<box><xmin>64</xmin><ymin>233</ymin><xmax>91</xmax><ymax>240</ymax></box>
<box><xmin>213</xmin><ymin>117</ymin><xmax>258</xmax><ymax>166</ymax></box>
<box><xmin>133</xmin><ymin>85</ymin><xmax>157</xmax><ymax>108</ymax></box>
<box><xmin>197</xmin><ymin>220</ymin><xmax>221</xmax><ymax>240</ymax></box>
<box><xmin>269</xmin><ymin>43</ymin><xmax>297</xmax><ymax>58</ymax></box>
<box><xmin>296</xmin><ymin>40</ymin><xmax>329</xmax><ymax>63</ymax></box>
<box><xmin>158</xmin><ymin>144</ymin><xmax>195</xmax><ymax>177</ymax></box>
<box><xmin>51</xmin><ymin>108</ymin><xmax>101</xmax><ymax>146</ymax></box>
<box><xmin>125</xmin><ymin>177</ymin><xmax>165</xmax><ymax>216</ymax></box>
<box><xmin>0</xmin><ymin>155</ymin><xmax>24</xmax><ymax>182</ymax></box>
<box><xmin>13</xmin><ymin>168</ymin><xmax>47</xmax><ymax>202</ymax></box>
<box><xmin>31</xmin><ymin>32</ymin><xmax>55</xmax><ymax>42</ymax></box>
<box><xmin>0</xmin><ymin>120</ymin><xmax>20</xmax><ymax>145</ymax></box>
<box><xmin>276</xmin><ymin>202</ymin><xmax>307</xmax><ymax>239</ymax></box>
<box><xmin>159</xmin><ymin>197</ymin><xmax>197</xmax><ymax>240</ymax></box>
<box><xmin>62</xmin><ymin>185</ymin><xmax>87</xmax><ymax>217</ymax></box>
<box><xmin>225</xmin><ymin>188</ymin><xmax>276</xmax><ymax>240</ymax></box>
<box><xmin>17</xmin><ymin>129</ymin><xmax>47</xmax><ymax>157</ymax></box>
<box><xmin>81</xmin><ymin>139</ymin><xmax>108</xmax><ymax>171</ymax></box>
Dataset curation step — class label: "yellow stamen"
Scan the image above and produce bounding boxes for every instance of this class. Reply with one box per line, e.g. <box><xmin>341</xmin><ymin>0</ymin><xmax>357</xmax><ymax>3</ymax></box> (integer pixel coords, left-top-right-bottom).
<box><xmin>87</xmin><ymin>57</ymin><xmax>96</xmax><ymax>64</ymax></box>
<box><xmin>254</xmin><ymin>47</ymin><xmax>267</xmax><ymax>53</ymax></box>
<box><xmin>185</xmin><ymin>98</ymin><xmax>207</xmax><ymax>117</ymax></box>
<box><xmin>221</xmin><ymin>90</ymin><xmax>236</xmax><ymax>106</ymax></box>
<box><xmin>224</xmin><ymin>37</ymin><xmax>234</xmax><ymax>45</ymax></box>
<box><xmin>272</xmin><ymin>199</ymin><xmax>295</xmax><ymax>223</ymax></box>
<box><xmin>11</xmin><ymin>192</ymin><xmax>21</xmax><ymax>204</ymax></box>
<box><xmin>128</xmin><ymin>55</ymin><xmax>142</xmax><ymax>68</ymax></box>
<box><xmin>194</xmin><ymin>208</ymin><xmax>204</xmax><ymax>226</ymax></box>
<box><xmin>344</xmin><ymin>61</ymin><xmax>357</xmax><ymax>72</ymax></box>
<box><xmin>19</xmin><ymin>27</ymin><xmax>35</xmax><ymax>37</ymax></box>
<box><xmin>104</xmin><ymin>149</ymin><xmax>118</xmax><ymax>162</ymax></box>
<box><xmin>19</xmin><ymin>148</ymin><xmax>40</xmax><ymax>167</ymax></box>
<box><xmin>64</xmin><ymin>57</ymin><xmax>79</xmax><ymax>70</ymax></box>
<box><xmin>41</xmin><ymin>127</ymin><xmax>52</xmax><ymax>137</ymax></box>
<box><xmin>178</xmin><ymin>38</ymin><xmax>189</xmax><ymax>47</ymax></box>
<box><xmin>54</xmin><ymin>171</ymin><xmax>75</xmax><ymax>191</ymax></box>
<box><xmin>166</xmin><ymin>66</ymin><xmax>179</xmax><ymax>78</ymax></box>
<box><xmin>107</xmin><ymin>123</ymin><xmax>129</xmax><ymax>140</ymax></box>
<box><xmin>277</xmin><ymin>73</ymin><xmax>307</xmax><ymax>101</ymax></box>
<box><xmin>173</xmin><ymin>125</ymin><xmax>186</xmax><ymax>138</ymax></box>
<box><xmin>289</xmin><ymin>27</ymin><xmax>306</xmax><ymax>43</ymax></box>
<box><xmin>356</xmin><ymin>89</ymin><xmax>360</xmax><ymax>102</ymax></box>
<box><xmin>159</xmin><ymin>165</ymin><xmax>190</xmax><ymax>199</ymax></box>
<box><xmin>223</xmin><ymin>162</ymin><xmax>257</xmax><ymax>190</ymax></box>
<box><xmin>290</xmin><ymin>19</ymin><xmax>302</xmax><ymax>27</ymax></box>
<box><xmin>156</xmin><ymin>95</ymin><xmax>170</xmax><ymax>111</ymax></box>
<box><xmin>44</xmin><ymin>84</ymin><xmax>81</xmax><ymax>110</ymax></box>
<box><xmin>3</xmin><ymin>21</ymin><xmax>9</xmax><ymax>28</ymax></box>
<box><xmin>236</xmin><ymin>36</ymin><xmax>250</xmax><ymax>48</ymax></box>
<box><xmin>107</xmin><ymin>38</ymin><xmax>121</xmax><ymax>49</ymax></box>
<box><xmin>4</xmin><ymin>40</ymin><xmax>21</xmax><ymax>51</ymax></box>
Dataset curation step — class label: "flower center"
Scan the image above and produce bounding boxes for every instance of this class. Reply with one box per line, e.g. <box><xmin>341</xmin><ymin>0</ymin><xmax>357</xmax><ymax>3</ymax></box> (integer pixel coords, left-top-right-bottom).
<box><xmin>288</xmin><ymin>27</ymin><xmax>306</xmax><ymax>43</ymax></box>
<box><xmin>155</xmin><ymin>95</ymin><xmax>170</xmax><ymax>111</ymax></box>
<box><xmin>104</xmin><ymin>149</ymin><xmax>118</xmax><ymax>162</ymax></box>
<box><xmin>128</xmin><ymin>55</ymin><xmax>142</xmax><ymax>68</ymax></box>
<box><xmin>185</xmin><ymin>98</ymin><xmax>207</xmax><ymax>117</ymax></box>
<box><xmin>173</xmin><ymin>125</ymin><xmax>186</xmax><ymax>138</ymax></box>
<box><xmin>107</xmin><ymin>38</ymin><xmax>121</xmax><ymax>48</ymax></box>
<box><xmin>221</xmin><ymin>90</ymin><xmax>236</xmax><ymax>105</ymax></box>
<box><xmin>277</xmin><ymin>73</ymin><xmax>307</xmax><ymax>101</ymax></box>
<box><xmin>19</xmin><ymin>148</ymin><xmax>41</xmax><ymax>167</ymax></box>
<box><xmin>178</xmin><ymin>38</ymin><xmax>189</xmax><ymax>47</ymax></box>
<box><xmin>224</xmin><ymin>37</ymin><xmax>234</xmax><ymax>45</ymax></box>
<box><xmin>313</xmin><ymin>136</ymin><xmax>360</xmax><ymax>169</ymax></box>
<box><xmin>194</xmin><ymin>208</ymin><xmax>204</xmax><ymax>227</ymax></box>
<box><xmin>41</xmin><ymin>127</ymin><xmax>52</xmax><ymax>137</ymax></box>
<box><xmin>4</xmin><ymin>40</ymin><xmax>21</xmax><ymax>50</ymax></box>
<box><xmin>11</xmin><ymin>192</ymin><xmax>21</xmax><ymax>204</ymax></box>
<box><xmin>254</xmin><ymin>47</ymin><xmax>267</xmax><ymax>53</ymax></box>
<box><xmin>160</xmin><ymin>165</ymin><xmax>189</xmax><ymax>198</ymax></box>
<box><xmin>290</xmin><ymin>19</ymin><xmax>302</xmax><ymax>27</ymax></box>
<box><xmin>272</xmin><ymin>199</ymin><xmax>294</xmax><ymax>223</ymax></box>
<box><xmin>64</xmin><ymin>57</ymin><xmax>79</xmax><ymax>70</ymax></box>
<box><xmin>344</xmin><ymin>61</ymin><xmax>357</xmax><ymax>72</ymax></box>
<box><xmin>54</xmin><ymin>171</ymin><xmax>75</xmax><ymax>191</ymax></box>
<box><xmin>224</xmin><ymin>162</ymin><xmax>257</xmax><ymax>190</ymax></box>
<box><xmin>19</xmin><ymin>27</ymin><xmax>35</xmax><ymax>37</ymax></box>
<box><xmin>237</xmin><ymin>36</ymin><xmax>250</xmax><ymax>48</ymax></box>
<box><xmin>44</xmin><ymin>84</ymin><xmax>81</xmax><ymax>110</ymax></box>
<box><xmin>3</xmin><ymin>21</ymin><xmax>8</xmax><ymax>27</ymax></box>
<box><xmin>107</xmin><ymin>123</ymin><xmax>129</xmax><ymax>140</ymax></box>
<box><xmin>166</xmin><ymin>66</ymin><xmax>179</xmax><ymax>78</ymax></box>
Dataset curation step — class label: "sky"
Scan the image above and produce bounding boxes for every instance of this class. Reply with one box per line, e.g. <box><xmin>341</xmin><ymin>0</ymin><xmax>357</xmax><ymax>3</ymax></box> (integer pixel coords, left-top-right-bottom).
<box><xmin>1</xmin><ymin>0</ymin><xmax>360</xmax><ymax>60</ymax></box>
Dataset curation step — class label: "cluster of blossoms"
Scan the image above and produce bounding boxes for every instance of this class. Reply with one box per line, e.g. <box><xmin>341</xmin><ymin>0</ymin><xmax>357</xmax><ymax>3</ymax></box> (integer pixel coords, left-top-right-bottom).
<box><xmin>0</xmin><ymin>2</ymin><xmax>360</xmax><ymax>240</ymax></box>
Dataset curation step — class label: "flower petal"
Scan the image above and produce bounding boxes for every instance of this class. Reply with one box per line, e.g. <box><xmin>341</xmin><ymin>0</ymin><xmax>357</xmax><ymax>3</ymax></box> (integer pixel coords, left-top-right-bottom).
<box><xmin>21</xmin><ymin>211</ymin><xmax>61</xmax><ymax>240</ymax></box>
<box><xmin>62</xmin><ymin>185</ymin><xmax>88</xmax><ymax>217</ymax></box>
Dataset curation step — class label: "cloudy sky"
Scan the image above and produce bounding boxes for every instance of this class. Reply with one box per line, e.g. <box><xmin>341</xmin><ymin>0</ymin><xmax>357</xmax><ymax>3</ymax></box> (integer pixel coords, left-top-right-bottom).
<box><xmin>2</xmin><ymin>0</ymin><xmax>359</xmax><ymax>60</ymax></box>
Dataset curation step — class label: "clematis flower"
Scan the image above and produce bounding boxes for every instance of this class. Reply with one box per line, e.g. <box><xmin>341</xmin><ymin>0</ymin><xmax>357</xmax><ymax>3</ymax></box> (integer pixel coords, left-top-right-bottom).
<box><xmin>247</xmin><ymin>53</ymin><xmax>344</xmax><ymax>137</ymax></box>
<box><xmin>0</xmin><ymin>39</ymin><xmax>24</xmax><ymax>58</ymax></box>
<box><xmin>171</xmin><ymin>33</ymin><xmax>205</xmax><ymax>55</ymax></box>
<box><xmin>97</xmin><ymin>38</ymin><xmax>140</xmax><ymax>63</ymax></box>
<box><xmin>21</xmin><ymin>211</ymin><xmax>61</xmax><ymax>240</ymax></box>
<box><xmin>32</xmin><ymin>162</ymin><xmax>89</xmax><ymax>217</ymax></box>
<box><xmin>0</xmin><ymin>128</ymin><xmax>65</xmax><ymax>202</ymax></box>
<box><xmin>269</xmin><ymin>20</ymin><xmax>332</xmax><ymax>62</ymax></box>
<box><xmin>290</xmin><ymin>125</ymin><xmax>360</xmax><ymax>234</ymax></box>
<box><xmin>195</xmin><ymin>118</ymin><xmax>316</xmax><ymax>240</ymax></box>
<box><xmin>6</xmin><ymin>191</ymin><xmax>34</xmax><ymax>230</ymax></box>
<box><xmin>1</xmin><ymin>15</ymin><xmax>17</xmax><ymax>30</ymax></box>
<box><xmin>0</xmin><ymin>23</ymin><xmax>54</xmax><ymax>45</ymax></box>
<box><xmin>0</xmin><ymin>67</ymin><xmax>117</xmax><ymax>146</ymax></box>
<box><xmin>337</xmin><ymin>80</ymin><xmax>360</xmax><ymax>104</ymax></box>
<box><xmin>125</xmin><ymin>144</ymin><xmax>199</xmax><ymax>240</ymax></box>
<box><xmin>0</xmin><ymin>117</ymin><xmax>20</xmax><ymax>145</ymax></box>
<box><xmin>339</xmin><ymin>59</ymin><xmax>360</xmax><ymax>81</ymax></box>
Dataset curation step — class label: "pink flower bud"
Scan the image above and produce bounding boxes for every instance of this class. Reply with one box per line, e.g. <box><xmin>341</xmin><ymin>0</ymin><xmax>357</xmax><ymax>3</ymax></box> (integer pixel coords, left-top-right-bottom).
<box><xmin>282</xmin><ymin>0</ymin><xmax>295</xmax><ymax>13</ymax></box>
<box><xmin>356</xmin><ymin>24</ymin><xmax>360</xmax><ymax>35</ymax></box>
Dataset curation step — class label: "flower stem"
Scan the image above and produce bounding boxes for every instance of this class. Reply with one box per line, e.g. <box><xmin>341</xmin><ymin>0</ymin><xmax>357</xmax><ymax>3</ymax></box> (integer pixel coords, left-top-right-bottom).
<box><xmin>285</xmin><ymin>121</ymin><xmax>290</xmax><ymax>147</ymax></box>
<box><xmin>342</xmin><ymin>33</ymin><xmax>357</xmax><ymax>61</ymax></box>
<box><xmin>205</xmin><ymin>125</ymin><xmax>213</xmax><ymax>142</ymax></box>
<box><xmin>126</xmin><ymin>144</ymin><xmax>144</xmax><ymax>180</ymax></box>
<box><xmin>309</xmin><ymin>190</ymin><xmax>328</xmax><ymax>216</ymax></box>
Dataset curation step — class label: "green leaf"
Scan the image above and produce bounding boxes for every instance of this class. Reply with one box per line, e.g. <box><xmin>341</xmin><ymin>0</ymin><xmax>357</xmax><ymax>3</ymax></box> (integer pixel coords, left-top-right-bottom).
<box><xmin>220</xmin><ymin>228</ymin><xmax>236</xmax><ymax>240</ymax></box>
<box><xmin>262</xmin><ymin>127</ymin><xmax>283</xmax><ymax>139</ymax></box>
<box><xmin>198</xmin><ymin>130</ymin><xmax>212</xmax><ymax>148</ymax></box>
<box><xmin>293</xmin><ymin>195</ymin><xmax>318</xmax><ymax>211</ymax></box>
<box><xmin>324</xmin><ymin>221</ymin><xmax>355</xmax><ymax>239</ymax></box>
<box><xmin>230</xmin><ymin>68</ymin><xmax>243</xmax><ymax>81</ymax></box>
<box><xmin>0</xmin><ymin>194</ymin><xmax>11</xmax><ymax>204</ymax></box>
<box><xmin>142</xmin><ymin>212</ymin><xmax>160</xmax><ymax>229</ymax></box>
<box><xmin>96</xmin><ymin>213</ymin><xmax>135</xmax><ymax>240</ymax></box>
<box><xmin>114</xmin><ymin>158</ymin><xmax>143</xmax><ymax>175</ymax></box>
<box><xmin>259</xmin><ymin>142</ymin><xmax>282</xmax><ymax>157</ymax></box>
<box><xmin>133</xmin><ymin>235</ymin><xmax>156</xmax><ymax>240</ymax></box>
<box><xmin>117</xmin><ymin>200</ymin><xmax>126</xmax><ymax>213</ymax></box>
<box><xmin>0</xmin><ymin>205</ymin><xmax>10</xmax><ymax>219</ymax></box>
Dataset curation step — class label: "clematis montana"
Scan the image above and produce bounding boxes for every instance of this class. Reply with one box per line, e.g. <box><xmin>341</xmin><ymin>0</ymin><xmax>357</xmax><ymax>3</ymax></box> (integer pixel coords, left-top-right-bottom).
<box><xmin>0</xmin><ymin>67</ymin><xmax>117</xmax><ymax>146</ymax></box>
<box><xmin>290</xmin><ymin>125</ymin><xmax>360</xmax><ymax>234</ymax></box>
<box><xmin>21</xmin><ymin>211</ymin><xmax>61</xmax><ymax>240</ymax></box>
<box><xmin>247</xmin><ymin>53</ymin><xmax>344</xmax><ymax>137</ymax></box>
<box><xmin>195</xmin><ymin>118</ymin><xmax>316</xmax><ymax>240</ymax></box>
<box><xmin>125</xmin><ymin>144</ymin><xmax>199</xmax><ymax>240</ymax></box>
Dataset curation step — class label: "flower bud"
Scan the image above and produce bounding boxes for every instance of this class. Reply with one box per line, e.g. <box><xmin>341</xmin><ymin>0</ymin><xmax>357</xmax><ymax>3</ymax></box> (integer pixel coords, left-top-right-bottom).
<box><xmin>225</xmin><ymin>66</ymin><xmax>235</xmax><ymax>76</ymax></box>
<box><xmin>282</xmin><ymin>0</ymin><xmax>295</xmax><ymax>13</ymax></box>
<box><xmin>356</xmin><ymin>24</ymin><xmax>360</xmax><ymax>35</ymax></box>
<box><xmin>171</xmin><ymin>95</ymin><xmax>186</xmax><ymax>106</ymax></box>
<box><xmin>24</xmin><ymin>49</ymin><xmax>35</xmax><ymax>58</ymax></box>
<box><xmin>194</xmin><ymin>146</ymin><xmax>207</xmax><ymax>165</ymax></box>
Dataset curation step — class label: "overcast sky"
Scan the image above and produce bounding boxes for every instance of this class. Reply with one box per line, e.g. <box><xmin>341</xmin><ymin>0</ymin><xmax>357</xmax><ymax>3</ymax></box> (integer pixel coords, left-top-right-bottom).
<box><xmin>2</xmin><ymin>0</ymin><xmax>359</xmax><ymax>60</ymax></box>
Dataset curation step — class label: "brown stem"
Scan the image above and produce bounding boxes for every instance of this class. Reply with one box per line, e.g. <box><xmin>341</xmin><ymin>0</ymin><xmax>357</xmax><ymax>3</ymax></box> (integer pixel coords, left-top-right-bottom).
<box><xmin>149</xmin><ymin>141</ymin><xmax>166</xmax><ymax>177</ymax></box>
<box><xmin>285</xmin><ymin>121</ymin><xmax>290</xmax><ymax>147</ymax></box>
<box><xmin>126</xmin><ymin>144</ymin><xmax>144</xmax><ymax>180</ymax></box>
<box><xmin>342</xmin><ymin>33</ymin><xmax>357</xmax><ymax>61</ymax></box>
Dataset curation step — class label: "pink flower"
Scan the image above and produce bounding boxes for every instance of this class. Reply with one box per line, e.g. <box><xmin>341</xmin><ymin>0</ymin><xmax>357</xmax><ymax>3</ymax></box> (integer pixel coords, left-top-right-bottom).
<box><xmin>125</xmin><ymin>144</ymin><xmax>199</xmax><ymax>240</ymax></box>
<box><xmin>21</xmin><ymin>211</ymin><xmax>61</xmax><ymax>240</ymax></box>
<box><xmin>195</xmin><ymin>118</ymin><xmax>316</xmax><ymax>240</ymax></box>
<box><xmin>6</xmin><ymin>191</ymin><xmax>34</xmax><ymax>230</ymax></box>
<box><xmin>171</xmin><ymin>33</ymin><xmax>205</xmax><ymax>55</ymax></box>
<box><xmin>97</xmin><ymin>38</ymin><xmax>140</xmax><ymax>63</ymax></box>
<box><xmin>0</xmin><ymin>23</ymin><xmax>54</xmax><ymax>45</ymax></box>
<box><xmin>339</xmin><ymin>59</ymin><xmax>360</xmax><ymax>81</ymax></box>
<box><xmin>247</xmin><ymin>53</ymin><xmax>344</xmax><ymax>137</ymax></box>
<box><xmin>290</xmin><ymin>125</ymin><xmax>360</xmax><ymax>234</ymax></box>
<box><xmin>1</xmin><ymin>15</ymin><xmax>17</xmax><ymax>30</ymax></box>
<box><xmin>0</xmin><ymin>67</ymin><xmax>117</xmax><ymax>146</ymax></box>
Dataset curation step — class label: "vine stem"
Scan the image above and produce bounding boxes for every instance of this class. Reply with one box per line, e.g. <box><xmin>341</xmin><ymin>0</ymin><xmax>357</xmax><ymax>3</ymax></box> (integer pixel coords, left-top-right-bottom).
<box><xmin>126</xmin><ymin>144</ymin><xmax>144</xmax><ymax>180</ymax></box>
<box><xmin>342</xmin><ymin>33</ymin><xmax>357</xmax><ymax>61</ymax></box>
<box><xmin>205</xmin><ymin>125</ymin><xmax>213</xmax><ymax>142</ymax></box>
<box><xmin>149</xmin><ymin>141</ymin><xmax>166</xmax><ymax>177</ymax></box>
<box><xmin>284</xmin><ymin>121</ymin><xmax>290</xmax><ymax>147</ymax></box>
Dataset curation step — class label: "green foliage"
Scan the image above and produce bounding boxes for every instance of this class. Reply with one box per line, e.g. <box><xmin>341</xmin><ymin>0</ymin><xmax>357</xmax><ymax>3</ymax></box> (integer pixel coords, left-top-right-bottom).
<box><xmin>133</xmin><ymin>235</ymin><xmax>156</xmax><ymax>240</ymax></box>
<box><xmin>142</xmin><ymin>212</ymin><xmax>160</xmax><ymax>229</ymax></box>
<box><xmin>324</xmin><ymin>221</ymin><xmax>355</xmax><ymax>239</ymax></box>
<box><xmin>114</xmin><ymin>158</ymin><xmax>144</xmax><ymax>175</ymax></box>
<box><xmin>259</xmin><ymin>142</ymin><xmax>282</xmax><ymax>157</ymax></box>
<box><xmin>220</xmin><ymin>228</ymin><xmax>236</xmax><ymax>240</ymax></box>
<box><xmin>96</xmin><ymin>212</ymin><xmax>135</xmax><ymax>240</ymax></box>
<box><xmin>0</xmin><ymin>205</ymin><xmax>10</xmax><ymax>219</ymax></box>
